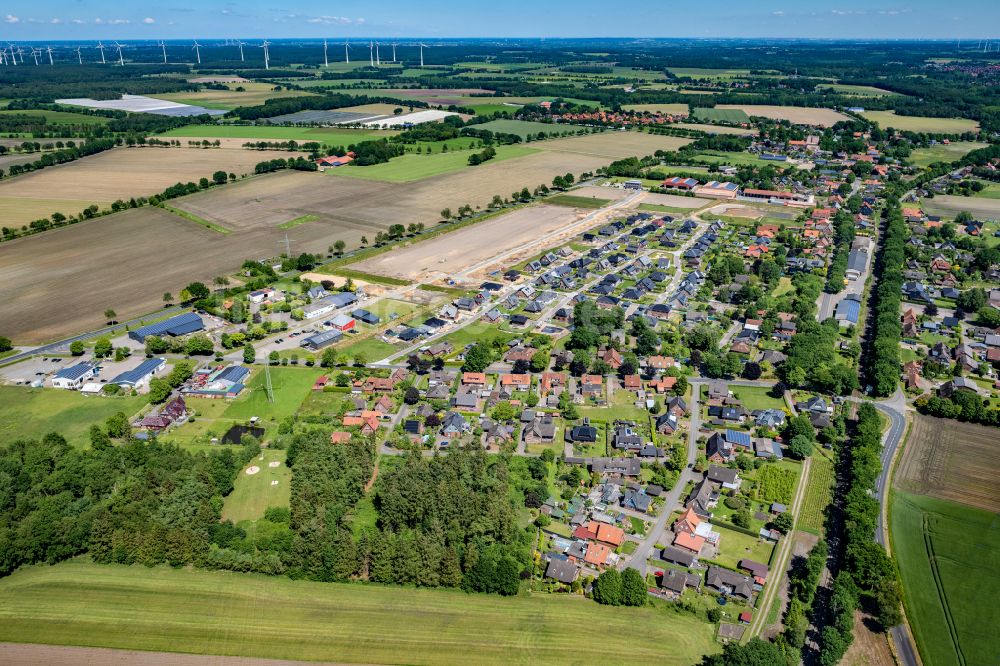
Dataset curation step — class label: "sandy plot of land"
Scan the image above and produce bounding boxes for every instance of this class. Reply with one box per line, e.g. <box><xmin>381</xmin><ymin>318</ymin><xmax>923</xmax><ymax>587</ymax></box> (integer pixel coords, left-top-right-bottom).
<box><xmin>572</xmin><ymin>185</ymin><xmax>633</xmax><ymax>201</ymax></box>
<box><xmin>921</xmin><ymin>195</ymin><xmax>1000</xmax><ymax>220</ymax></box>
<box><xmin>538</xmin><ymin>132</ymin><xmax>691</xmax><ymax>159</ymax></box>
<box><xmin>0</xmin><ymin>206</ymin><xmax>343</xmax><ymax>344</ymax></box>
<box><xmin>641</xmin><ymin>192</ymin><xmax>713</xmax><ymax>209</ymax></box>
<box><xmin>355</xmin><ymin>205</ymin><xmax>587</xmax><ymax>281</ymax></box>
<box><xmin>895</xmin><ymin>414</ymin><xmax>1000</xmax><ymax>512</ymax></box>
<box><xmin>0</xmin><ymin>147</ymin><xmax>302</xmax><ymax>227</ymax></box>
<box><xmin>717</xmin><ymin>105</ymin><xmax>851</xmax><ymax>127</ymax></box>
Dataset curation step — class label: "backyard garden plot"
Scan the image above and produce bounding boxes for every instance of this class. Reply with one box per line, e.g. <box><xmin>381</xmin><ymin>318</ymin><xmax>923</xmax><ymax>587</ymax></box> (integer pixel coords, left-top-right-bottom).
<box><xmin>0</xmin><ymin>560</ymin><xmax>718</xmax><ymax>666</ymax></box>
<box><xmin>891</xmin><ymin>492</ymin><xmax>1000</xmax><ymax>666</ymax></box>
<box><xmin>0</xmin><ymin>145</ymin><xmax>301</xmax><ymax>228</ymax></box>
<box><xmin>895</xmin><ymin>414</ymin><xmax>1000</xmax><ymax>513</ymax></box>
<box><xmin>860</xmin><ymin>110</ymin><xmax>980</xmax><ymax>134</ymax></box>
<box><xmin>716</xmin><ymin>105</ymin><xmax>851</xmax><ymax>127</ymax></box>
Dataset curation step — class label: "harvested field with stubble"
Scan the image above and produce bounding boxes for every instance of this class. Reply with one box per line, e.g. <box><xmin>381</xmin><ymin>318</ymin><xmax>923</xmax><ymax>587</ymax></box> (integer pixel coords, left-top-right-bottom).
<box><xmin>895</xmin><ymin>414</ymin><xmax>1000</xmax><ymax>512</ymax></box>
<box><xmin>0</xmin><ymin>146</ymin><xmax>301</xmax><ymax>227</ymax></box>
<box><xmin>717</xmin><ymin>104</ymin><xmax>851</xmax><ymax>127</ymax></box>
<box><xmin>539</xmin><ymin>131</ymin><xmax>690</xmax><ymax>159</ymax></box>
<box><xmin>921</xmin><ymin>195</ymin><xmax>1000</xmax><ymax>220</ymax></box>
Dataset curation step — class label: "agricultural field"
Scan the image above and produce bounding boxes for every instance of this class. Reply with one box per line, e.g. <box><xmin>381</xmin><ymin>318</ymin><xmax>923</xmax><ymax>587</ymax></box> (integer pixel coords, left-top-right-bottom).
<box><xmin>667</xmin><ymin>68</ymin><xmax>753</xmax><ymax>80</ymax></box>
<box><xmin>909</xmin><ymin>141</ymin><xmax>988</xmax><ymax>167</ymax></box>
<box><xmin>622</xmin><ymin>103</ymin><xmax>689</xmax><ymax>115</ymax></box>
<box><xmin>815</xmin><ymin>83</ymin><xmax>901</xmax><ymax>97</ymax></box>
<box><xmin>860</xmin><ymin>110</ymin><xmax>980</xmax><ymax>134</ymax></box>
<box><xmin>920</xmin><ymin>195</ymin><xmax>1000</xmax><ymax>222</ymax></box>
<box><xmin>0</xmin><ymin>145</ymin><xmax>301</xmax><ymax>228</ymax></box>
<box><xmin>642</xmin><ymin>192</ymin><xmax>713</xmax><ymax>209</ymax></box>
<box><xmin>152</xmin><ymin>85</ymin><xmax>315</xmax><ymax>110</ymax></box>
<box><xmin>677</xmin><ymin>122</ymin><xmax>758</xmax><ymax>135</ymax></box>
<box><xmin>692</xmin><ymin>107</ymin><xmax>750</xmax><ymax>123</ymax></box>
<box><xmin>221</xmin><ymin>449</ymin><xmax>291</xmax><ymax>523</ymax></box>
<box><xmin>0</xmin><ymin>560</ymin><xmax>718</xmax><ymax>666</ymax></box>
<box><xmin>328</xmin><ymin>145</ymin><xmax>540</xmax><ymax>183</ymax></box>
<box><xmin>0</xmin><ymin>386</ymin><xmax>148</xmax><ymax>448</ymax></box>
<box><xmin>0</xmin><ymin>109</ymin><xmax>109</xmax><ymax>125</ymax></box>
<box><xmin>538</xmin><ymin>131</ymin><xmax>691</xmax><ymax>159</ymax></box>
<box><xmin>716</xmin><ymin>105</ymin><xmax>851</xmax><ymax>127</ymax></box>
<box><xmin>159</xmin><ymin>124</ymin><xmax>394</xmax><ymax>144</ymax></box>
<box><xmin>891</xmin><ymin>491</ymin><xmax>1000</xmax><ymax>666</ymax></box>
<box><xmin>895</xmin><ymin>414</ymin><xmax>1000</xmax><ymax>513</ymax></box>
<box><xmin>0</xmin><ymin>201</ymin><xmax>363</xmax><ymax>344</ymax></box>
<box><xmin>474</xmin><ymin>119</ymin><xmax>579</xmax><ymax>139</ymax></box>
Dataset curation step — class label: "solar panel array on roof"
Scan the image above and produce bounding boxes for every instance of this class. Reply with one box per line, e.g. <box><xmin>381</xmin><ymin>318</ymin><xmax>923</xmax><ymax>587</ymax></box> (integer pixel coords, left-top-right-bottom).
<box><xmin>111</xmin><ymin>358</ymin><xmax>166</xmax><ymax>386</ymax></box>
<box><xmin>216</xmin><ymin>365</ymin><xmax>250</xmax><ymax>384</ymax></box>
<box><xmin>301</xmin><ymin>330</ymin><xmax>342</xmax><ymax>349</ymax></box>
<box><xmin>129</xmin><ymin>312</ymin><xmax>204</xmax><ymax>342</ymax></box>
<box><xmin>725</xmin><ymin>429</ymin><xmax>753</xmax><ymax>448</ymax></box>
<box><xmin>836</xmin><ymin>298</ymin><xmax>861</xmax><ymax>324</ymax></box>
<box><xmin>54</xmin><ymin>362</ymin><xmax>95</xmax><ymax>381</ymax></box>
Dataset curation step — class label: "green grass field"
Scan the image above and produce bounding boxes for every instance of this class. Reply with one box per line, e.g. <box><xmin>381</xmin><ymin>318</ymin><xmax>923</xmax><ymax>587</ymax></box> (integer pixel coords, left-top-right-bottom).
<box><xmin>328</xmin><ymin>145</ymin><xmax>539</xmax><ymax>183</ymax></box>
<box><xmin>798</xmin><ymin>453</ymin><xmax>833</xmax><ymax>536</ymax></box>
<box><xmin>623</xmin><ymin>103</ymin><xmax>689</xmax><ymax>115</ymax></box>
<box><xmin>0</xmin><ymin>560</ymin><xmax>719</xmax><ymax>665</ymax></box>
<box><xmin>0</xmin><ymin>109</ymin><xmax>110</xmax><ymax>125</ymax></box>
<box><xmin>975</xmin><ymin>182</ymin><xmax>1000</xmax><ymax>199</ymax></box>
<box><xmin>474</xmin><ymin>119</ymin><xmax>578</xmax><ymax>139</ymax></box>
<box><xmin>891</xmin><ymin>491</ymin><xmax>1000</xmax><ymax>666</ymax></box>
<box><xmin>692</xmin><ymin>107</ymin><xmax>751</xmax><ymax>123</ymax></box>
<box><xmin>730</xmin><ymin>386</ymin><xmax>784</xmax><ymax>411</ymax></box>
<box><xmin>278</xmin><ymin>213</ymin><xmax>320</xmax><ymax>229</ymax></box>
<box><xmin>668</xmin><ymin>68</ymin><xmax>752</xmax><ymax>80</ymax></box>
<box><xmin>159</xmin><ymin>124</ymin><xmax>395</xmax><ymax>145</ymax></box>
<box><xmin>708</xmin><ymin>525</ymin><xmax>775</xmax><ymax>570</ymax></box>
<box><xmin>546</xmin><ymin>194</ymin><xmax>611</xmax><ymax>209</ymax></box>
<box><xmin>222</xmin><ymin>366</ymin><xmax>323</xmax><ymax>422</ymax></box>
<box><xmin>692</xmin><ymin>150</ymin><xmax>763</xmax><ymax>166</ymax></box>
<box><xmin>860</xmin><ymin>110</ymin><xmax>979</xmax><ymax>134</ymax></box>
<box><xmin>909</xmin><ymin>142</ymin><xmax>988</xmax><ymax>168</ymax></box>
<box><xmin>0</xmin><ymin>387</ymin><xmax>148</xmax><ymax>448</ymax></box>
<box><xmin>222</xmin><ymin>449</ymin><xmax>291</xmax><ymax>523</ymax></box>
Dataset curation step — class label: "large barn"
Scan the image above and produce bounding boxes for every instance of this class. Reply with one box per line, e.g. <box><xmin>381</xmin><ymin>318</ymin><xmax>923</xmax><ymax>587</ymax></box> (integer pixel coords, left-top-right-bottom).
<box><xmin>129</xmin><ymin>312</ymin><xmax>205</xmax><ymax>343</ymax></box>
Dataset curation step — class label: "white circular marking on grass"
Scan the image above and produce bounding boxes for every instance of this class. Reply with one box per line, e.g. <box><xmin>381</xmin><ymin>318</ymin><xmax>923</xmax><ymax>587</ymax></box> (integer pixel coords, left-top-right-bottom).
<box><xmin>271</xmin><ymin>480</ymin><xmax>279</xmax><ymax>486</ymax></box>
<box><xmin>245</xmin><ymin>466</ymin><xmax>261</xmax><ymax>475</ymax></box>
<box><xmin>268</xmin><ymin>461</ymin><xmax>280</xmax><ymax>468</ymax></box>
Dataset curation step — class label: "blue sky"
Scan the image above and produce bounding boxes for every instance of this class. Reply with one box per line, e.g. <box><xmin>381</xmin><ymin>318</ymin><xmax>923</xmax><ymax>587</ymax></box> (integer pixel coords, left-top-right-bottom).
<box><xmin>3</xmin><ymin>1</ymin><xmax>997</xmax><ymax>40</ymax></box>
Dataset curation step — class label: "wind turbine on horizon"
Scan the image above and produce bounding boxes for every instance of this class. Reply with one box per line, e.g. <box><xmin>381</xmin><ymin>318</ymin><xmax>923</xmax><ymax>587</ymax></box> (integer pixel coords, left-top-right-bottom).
<box><xmin>46</xmin><ymin>46</ymin><xmax>53</xmax><ymax>65</ymax></box>
<box><xmin>96</xmin><ymin>41</ymin><xmax>106</xmax><ymax>64</ymax></box>
<box><xmin>74</xmin><ymin>46</ymin><xmax>83</xmax><ymax>65</ymax></box>
<box><xmin>261</xmin><ymin>40</ymin><xmax>271</xmax><ymax>70</ymax></box>
<box><xmin>375</xmin><ymin>41</ymin><xmax>381</xmax><ymax>66</ymax></box>
<box><xmin>159</xmin><ymin>40</ymin><xmax>167</xmax><ymax>64</ymax></box>
<box><xmin>368</xmin><ymin>40</ymin><xmax>374</xmax><ymax>67</ymax></box>
<box><xmin>5</xmin><ymin>44</ymin><xmax>16</xmax><ymax>66</ymax></box>
<box><xmin>419</xmin><ymin>42</ymin><xmax>429</xmax><ymax>68</ymax></box>
<box><xmin>192</xmin><ymin>40</ymin><xmax>201</xmax><ymax>65</ymax></box>
<box><xmin>323</xmin><ymin>39</ymin><xmax>328</xmax><ymax>67</ymax></box>
<box><xmin>30</xmin><ymin>48</ymin><xmax>40</xmax><ymax>66</ymax></box>
<box><xmin>391</xmin><ymin>42</ymin><xmax>398</xmax><ymax>63</ymax></box>
<box><xmin>344</xmin><ymin>40</ymin><xmax>350</xmax><ymax>63</ymax></box>
<box><xmin>237</xmin><ymin>40</ymin><xmax>246</xmax><ymax>62</ymax></box>
<box><xmin>113</xmin><ymin>41</ymin><xmax>124</xmax><ymax>66</ymax></box>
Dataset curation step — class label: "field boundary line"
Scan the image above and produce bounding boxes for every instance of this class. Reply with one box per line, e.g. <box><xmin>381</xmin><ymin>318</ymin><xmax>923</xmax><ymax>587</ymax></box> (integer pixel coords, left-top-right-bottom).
<box><xmin>159</xmin><ymin>204</ymin><xmax>231</xmax><ymax>234</ymax></box>
<box><xmin>277</xmin><ymin>214</ymin><xmax>319</xmax><ymax>230</ymax></box>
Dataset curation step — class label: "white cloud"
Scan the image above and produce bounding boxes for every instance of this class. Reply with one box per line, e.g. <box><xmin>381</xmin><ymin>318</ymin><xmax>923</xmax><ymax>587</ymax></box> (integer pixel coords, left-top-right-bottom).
<box><xmin>772</xmin><ymin>10</ymin><xmax>785</xmax><ymax>16</ymax></box>
<box><xmin>4</xmin><ymin>14</ymin><xmax>19</xmax><ymax>24</ymax></box>
<box><xmin>305</xmin><ymin>14</ymin><xmax>364</xmax><ymax>25</ymax></box>
<box><xmin>51</xmin><ymin>18</ymin><xmax>62</xmax><ymax>24</ymax></box>
<box><xmin>71</xmin><ymin>18</ymin><xmax>85</xmax><ymax>24</ymax></box>
<box><xmin>143</xmin><ymin>17</ymin><xmax>155</xmax><ymax>24</ymax></box>
<box><xmin>109</xmin><ymin>18</ymin><xmax>130</xmax><ymax>25</ymax></box>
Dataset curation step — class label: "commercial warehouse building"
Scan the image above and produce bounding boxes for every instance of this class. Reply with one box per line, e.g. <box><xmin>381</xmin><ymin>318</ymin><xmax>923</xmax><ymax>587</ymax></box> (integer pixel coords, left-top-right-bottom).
<box><xmin>110</xmin><ymin>357</ymin><xmax>167</xmax><ymax>388</ymax></box>
<box><xmin>52</xmin><ymin>362</ymin><xmax>98</xmax><ymax>389</ymax></box>
<box><xmin>302</xmin><ymin>293</ymin><xmax>358</xmax><ymax>320</ymax></box>
<box><xmin>129</xmin><ymin>312</ymin><xmax>204</xmax><ymax>343</ymax></box>
<box><xmin>301</xmin><ymin>330</ymin><xmax>343</xmax><ymax>351</ymax></box>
